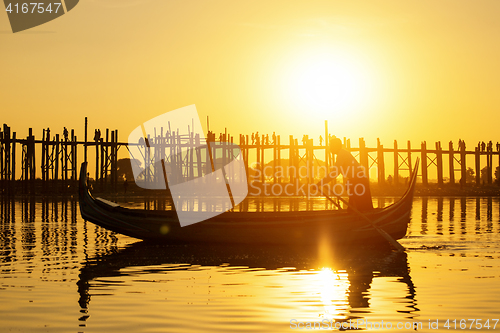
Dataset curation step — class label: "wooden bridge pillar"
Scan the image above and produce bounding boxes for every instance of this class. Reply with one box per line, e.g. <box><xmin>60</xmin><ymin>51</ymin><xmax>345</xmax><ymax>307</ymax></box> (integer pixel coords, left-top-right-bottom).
<box><xmin>245</xmin><ymin>135</ymin><xmax>250</xmax><ymax>177</ymax></box>
<box><xmin>377</xmin><ymin>138</ymin><xmax>385</xmax><ymax>185</ymax></box>
<box><xmin>1</xmin><ymin>124</ymin><xmax>15</xmax><ymax>195</ymax></box>
<box><xmin>324</xmin><ymin>121</ymin><xmax>329</xmax><ymax>173</ymax></box>
<box><xmin>1</xmin><ymin>125</ymin><xmax>11</xmax><ymax>184</ymax></box>
<box><xmin>195</xmin><ymin>134</ymin><xmax>203</xmax><ymax>178</ymax></box>
<box><xmin>393</xmin><ymin>140</ymin><xmax>399</xmax><ymax>185</ymax></box>
<box><xmin>206</xmin><ymin>131</ymin><xmax>215</xmax><ymax>175</ymax></box>
<box><xmin>421</xmin><ymin>141</ymin><xmax>428</xmax><ymax>186</ymax></box>
<box><xmin>306</xmin><ymin>138</ymin><xmax>313</xmax><ymax>183</ymax></box>
<box><xmin>114</xmin><ymin>130</ymin><xmax>118</xmax><ymax>190</ymax></box>
<box><xmin>84</xmin><ymin>117</ymin><xmax>88</xmax><ymax>164</ymax></box>
<box><xmin>71</xmin><ymin>129</ymin><xmax>77</xmax><ymax>181</ymax></box>
<box><xmin>487</xmin><ymin>142</ymin><xmax>493</xmax><ymax>184</ymax></box>
<box><xmin>6</xmin><ymin>125</ymin><xmax>11</xmax><ymax>184</ymax></box>
<box><xmin>359</xmin><ymin>138</ymin><xmax>369</xmax><ymax>179</ymax></box>
<box><xmin>261</xmin><ymin>135</ymin><xmax>265</xmax><ymax>183</ymax></box>
<box><xmin>110</xmin><ymin>130</ymin><xmax>117</xmax><ymax>192</ymax></box>
<box><xmin>239</xmin><ymin>134</ymin><xmax>248</xmax><ymax>182</ymax></box>
<box><xmin>41</xmin><ymin>128</ymin><xmax>48</xmax><ymax>192</ymax></box>
<box><xmin>63</xmin><ymin>130</ymin><xmax>68</xmax><ymax>185</ymax></box>
<box><xmin>294</xmin><ymin>138</ymin><xmax>299</xmax><ymax>181</ymax></box>
<box><xmin>407</xmin><ymin>140</ymin><xmax>413</xmax><ymax>175</ymax></box>
<box><xmin>436</xmin><ymin>141</ymin><xmax>443</xmax><ymax>185</ymax></box>
<box><xmin>94</xmin><ymin>132</ymin><xmax>99</xmax><ymax>183</ymax></box>
<box><xmin>46</xmin><ymin>128</ymin><xmax>51</xmax><ymax>184</ymax></box>
<box><xmin>277</xmin><ymin>135</ymin><xmax>281</xmax><ymax>183</ymax></box>
<box><xmin>29</xmin><ymin>128</ymin><xmax>36</xmax><ymax>192</ymax></box>
<box><xmin>23</xmin><ymin>128</ymin><xmax>36</xmax><ymax>194</ymax></box>
<box><xmin>186</xmin><ymin>130</ymin><xmax>193</xmax><ymax>181</ymax></box>
<box><xmin>99</xmin><ymin>136</ymin><xmax>105</xmax><ymax>189</ymax></box>
<box><xmin>475</xmin><ymin>147</ymin><xmax>480</xmax><ymax>185</ymax></box>
<box><xmin>54</xmin><ymin>134</ymin><xmax>59</xmax><ymax>182</ymax></box>
<box><xmin>256</xmin><ymin>135</ymin><xmax>264</xmax><ymax>183</ymax></box>
<box><xmin>272</xmin><ymin>134</ymin><xmax>277</xmax><ymax>184</ymax></box>
<box><xmin>11</xmin><ymin>132</ymin><xmax>16</xmax><ymax>194</ymax></box>
<box><xmin>460</xmin><ymin>140</ymin><xmax>466</xmax><ymax>186</ymax></box>
<box><xmin>449</xmin><ymin>141</ymin><xmax>455</xmax><ymax>184</ymax></box>
<box><xmin>104</xmin><ymin>129</ymin><xmax>109</xmax><ymax>189</ymax></box>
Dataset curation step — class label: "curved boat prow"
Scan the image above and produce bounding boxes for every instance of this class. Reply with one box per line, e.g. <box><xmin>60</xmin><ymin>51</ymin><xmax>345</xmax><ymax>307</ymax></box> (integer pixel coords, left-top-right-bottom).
<box><xmin>402</xmin><ymin>157</ymin><xmax>420</xmax><ymax>202</ymax></box>
<box><xmin>387</xmin><ymin>157</ymin><xmax>419</xmax><ymax>212</ymax></box>
<box><xmin>79</xmin><ymin>162</ymin><xmax>88</xmax><ymax>194</ymax></box>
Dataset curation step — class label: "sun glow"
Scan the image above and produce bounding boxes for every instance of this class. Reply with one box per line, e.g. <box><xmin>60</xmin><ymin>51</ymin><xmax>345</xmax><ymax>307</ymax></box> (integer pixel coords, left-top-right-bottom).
<box><xmin>281</xmin><ymin>50</ymin><xmax>376</xmax><ymax>125</ymax></box>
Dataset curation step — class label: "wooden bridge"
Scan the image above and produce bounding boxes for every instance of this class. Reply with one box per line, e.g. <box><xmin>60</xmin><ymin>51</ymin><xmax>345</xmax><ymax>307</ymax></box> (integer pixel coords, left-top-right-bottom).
<box><xmin>0</xmin><ymin>119</ymin><xmax>499</xmax><ymax>195</ymax></box>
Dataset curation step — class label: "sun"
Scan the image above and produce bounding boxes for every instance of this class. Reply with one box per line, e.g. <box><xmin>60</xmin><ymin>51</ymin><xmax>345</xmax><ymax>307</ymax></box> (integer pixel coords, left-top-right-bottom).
<box><xmin>282</xmin><ymin>51</ymin><xmax>375</xmax><ymax>123</ymax></box>
<box><xmin>294</xmin><ymin>60</ymin><xmax>361</xmax><ymax>110</ymax></box>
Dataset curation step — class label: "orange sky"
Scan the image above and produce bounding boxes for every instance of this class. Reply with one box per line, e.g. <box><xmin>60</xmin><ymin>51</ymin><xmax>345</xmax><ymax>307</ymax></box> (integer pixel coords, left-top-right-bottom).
<box><xmin>2</xmin><ymin>0</ymin><xmax>500</xmax><ymax>148</ymax></box>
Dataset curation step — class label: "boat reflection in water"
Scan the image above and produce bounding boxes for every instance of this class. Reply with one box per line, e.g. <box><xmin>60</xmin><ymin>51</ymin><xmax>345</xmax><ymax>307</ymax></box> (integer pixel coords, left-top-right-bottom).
<box><xmin>76</xmin><ymin>241</ymin><xmax>418</xmax><ymax>330</ymax></box>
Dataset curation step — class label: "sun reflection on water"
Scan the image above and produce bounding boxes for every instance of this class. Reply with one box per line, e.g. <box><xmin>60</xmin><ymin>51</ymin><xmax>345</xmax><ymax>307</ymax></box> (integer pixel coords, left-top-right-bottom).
<box><xmin>316</xmin><ymin>267</ymin><xmax>350</xmax><ymax>321</ymax></box>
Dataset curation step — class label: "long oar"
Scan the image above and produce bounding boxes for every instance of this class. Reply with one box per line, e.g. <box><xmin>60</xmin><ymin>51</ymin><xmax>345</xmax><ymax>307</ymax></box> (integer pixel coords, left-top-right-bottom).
<box><xmin>319</xmin><ymin>189</ymin><xmax>405</xmax><ymax>252</ymax></box>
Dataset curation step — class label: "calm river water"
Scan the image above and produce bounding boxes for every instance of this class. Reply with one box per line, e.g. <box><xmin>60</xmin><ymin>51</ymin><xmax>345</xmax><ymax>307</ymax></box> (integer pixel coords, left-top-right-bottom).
<box><xmin>1</xmin><ymin>196</ymin><xmax>499</xmax><ymax>332</ymax></box>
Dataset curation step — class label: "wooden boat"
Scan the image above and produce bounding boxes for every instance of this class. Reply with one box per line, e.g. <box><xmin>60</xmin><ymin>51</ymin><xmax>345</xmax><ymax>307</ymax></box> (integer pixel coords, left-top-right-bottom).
<box><xmin>78</xmin><ymin>160</ymin><xmax>419</xmax><ymax>246</ymax></box>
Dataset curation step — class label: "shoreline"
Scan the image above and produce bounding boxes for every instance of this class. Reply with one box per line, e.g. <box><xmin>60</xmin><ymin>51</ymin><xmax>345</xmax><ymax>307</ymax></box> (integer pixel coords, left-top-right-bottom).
<box><xmin>2</xmin><ymin>187</ymin><xmax>500</xmax><ymax>200</ymax></box>
<box><xmin>2</xmin><ymin>179</ymin><xmax>500</xmax><ymax>199</ymax></box>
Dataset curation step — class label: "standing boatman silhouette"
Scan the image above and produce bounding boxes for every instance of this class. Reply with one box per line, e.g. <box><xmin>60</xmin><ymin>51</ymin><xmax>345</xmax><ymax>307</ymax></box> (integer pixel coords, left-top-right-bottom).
<box><xmin>316</xmin><ymin>137</ymin><xmax>374</xmax><ymax>212</ymax></box>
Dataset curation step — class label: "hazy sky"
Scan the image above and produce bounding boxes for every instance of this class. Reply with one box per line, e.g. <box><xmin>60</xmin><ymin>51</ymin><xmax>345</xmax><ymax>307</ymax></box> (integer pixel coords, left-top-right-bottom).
<box><xmin>2</xmin><ymin>0</ymin><xmax>500</xmax><ymax>148</ymax></box>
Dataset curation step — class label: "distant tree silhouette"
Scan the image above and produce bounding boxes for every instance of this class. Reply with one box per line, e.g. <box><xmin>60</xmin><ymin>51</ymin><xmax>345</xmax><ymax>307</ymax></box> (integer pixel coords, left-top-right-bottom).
<box><xmin>481</xmin><ymin>166</ymin><xmax>491</xmax><ymax>185</ymax></box>
<box><xmin>116</xmin><ymin>158</ymin><xmax>142</xmax><ymax>181</ymax></box>
<box><xmin>465</xmin><ymin>167</ymin><xmax>475</xmax><ymax>183</ymax></box>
